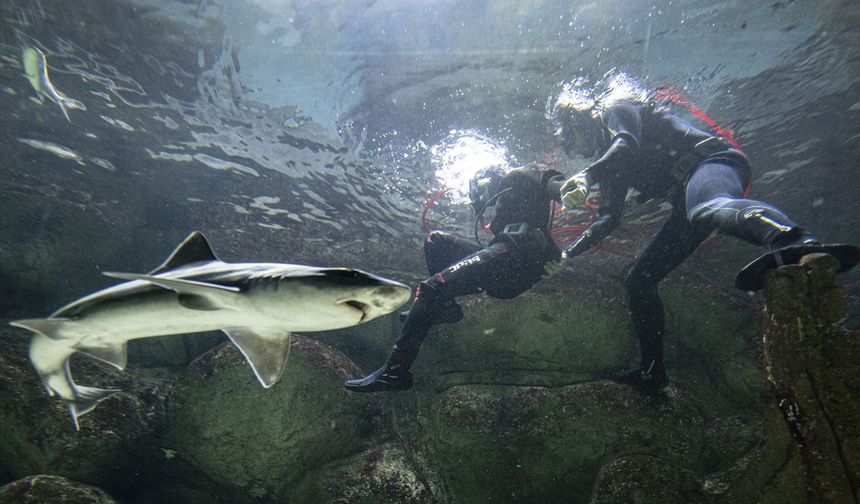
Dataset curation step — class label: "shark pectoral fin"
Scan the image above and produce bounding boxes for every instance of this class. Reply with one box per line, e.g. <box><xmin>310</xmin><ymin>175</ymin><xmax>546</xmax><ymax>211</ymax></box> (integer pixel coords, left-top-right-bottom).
<box><xmin>68</xmin><ymin>385</ymin><xmax>120</xmax><ymax>431</ymax></box>
<box><xmin>223</xmin><ymin>328</ymin><xmax>292</xmax><ymax>388</ymax></box>
<box><xmin>9</xmin><ymin>317</ymin><xmax>72</xmax><ymax>340</ymax></box>
<box><xmin>79</xmin><ymin>344</ymin><xmax>128</xmax><ymax>370</ymax></box>
<box><xmin>103</xmin><ymin>272</ymin><xmax>239</xmax><ymax>293</ymax></box>
<box><xmin>103</xmin><ymin>272</ymin><xmax>239</xmax><ymax>311</ymax></box>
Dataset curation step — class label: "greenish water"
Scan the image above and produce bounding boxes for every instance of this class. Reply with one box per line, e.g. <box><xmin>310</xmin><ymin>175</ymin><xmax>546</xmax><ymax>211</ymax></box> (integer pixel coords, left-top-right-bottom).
<box><xmin>0</xmin><ymin>0</ymin><xmax>858</xmax><ymax>502</ymax></box>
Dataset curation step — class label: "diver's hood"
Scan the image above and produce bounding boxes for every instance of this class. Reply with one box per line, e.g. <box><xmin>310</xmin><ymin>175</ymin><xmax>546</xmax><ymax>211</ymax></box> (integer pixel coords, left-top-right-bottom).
<box><xmin>469</xmin><ymin>167</ymin><xmax>506</xmax><ymax>212</ymax></box>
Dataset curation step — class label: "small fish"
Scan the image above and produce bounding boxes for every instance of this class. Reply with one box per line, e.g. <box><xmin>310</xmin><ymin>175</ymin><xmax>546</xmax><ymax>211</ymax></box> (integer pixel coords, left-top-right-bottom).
<box><xmin>10</xmin><ymin>232</ymin><xmax>411</xmax><ymax>429</ymax></box>
<box><xmin>90</xmin><ymin>157</ymin><xmax>117</xmax><ymax>171</ymax></box>
<box><xmin>17</xmin><ymin>138</ymin><xmax>85</xmax><ymax>165</ymax></box>
<box><xmin>22</xmin><ymin>46</ymin><xmax>86</xmax><ymax>122</ymax></box>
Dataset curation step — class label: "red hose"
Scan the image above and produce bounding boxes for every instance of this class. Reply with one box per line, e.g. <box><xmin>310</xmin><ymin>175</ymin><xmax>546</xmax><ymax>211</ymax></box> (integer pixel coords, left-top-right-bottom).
<box><xmin>421</xmin><ymin>188</ymin><xmax>453</xmax><ymax>233</ymax></box>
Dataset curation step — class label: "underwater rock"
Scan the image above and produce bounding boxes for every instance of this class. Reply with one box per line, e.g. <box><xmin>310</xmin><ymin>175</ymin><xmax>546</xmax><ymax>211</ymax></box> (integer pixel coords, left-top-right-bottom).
<box><xmin>415</xmin><ymin>288</ymin><xmax>636</xmax><ymax>390</ymax></box>
<box><xmin>588</xmin><ymin>454</ymin><xmax>702</xmax><ymax>503</ymax></box>
<box><xmin>288</xmin><ymin>442</ymin><xmax>437</xmax><ymax>503</ymax></box>
<box><xmin>407</xmin><ymin>381</ymin><xmax>707</xmax><ymax>503</ymax></box>
<box><xmin>761</xmin><ymin>253</ymin><xmax>859</xmax><ymax>503</ymax></box>
<box><xmin>160</xmin><ymin>336</ymin><xmax>392</xmax><ymax>501</ymax></box>
<box><xmin>414</xmin><ymin>279</ymin><xmax>764</xmax><ymax>413</ymax></box>
<box><xmin>0</xmin><ymin>331</ymin><xmax>173</xmax><ymax>497</ymax></box>
<box><xmin>701</xmin><ymin>402</ymin><xmax>805</xmax><ymax>504</ymax></box>
<box><xmin>374</xmin><ymin>279</ymin><xmax>780</xmax><ymax>503</ymax></box>
<box><xmin>0</xmin><ymin>475</ymin><xmax>119</xmax><ymax>504</ymax></box>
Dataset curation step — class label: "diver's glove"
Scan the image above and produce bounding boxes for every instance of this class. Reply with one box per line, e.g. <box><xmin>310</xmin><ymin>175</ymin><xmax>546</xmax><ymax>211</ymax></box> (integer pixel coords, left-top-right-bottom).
<box><xmin>560</xmin><ymin>172</ymin><xmax>591</xmax><ymax>210</ymax></box>
<box><xmin>540</xmin><ymin>260</ymin><xmax>564</xmax><ymax>280</ymax></box>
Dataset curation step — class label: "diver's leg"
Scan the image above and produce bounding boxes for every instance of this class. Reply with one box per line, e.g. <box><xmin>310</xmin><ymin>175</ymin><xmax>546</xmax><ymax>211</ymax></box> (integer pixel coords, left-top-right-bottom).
<box><xmin>424</xmin><ymin>231</ymin><xmax>481</xmax><ymax>275</ymax></box>
<box><xmin>685</xmin><ymin>162</ymin><xmax>859</xmax><ymax>290</ymax></box>
<box><xmin>686</xmin><ymin>162</ymin><xmax>814</xmax><ymax>248</ymax></box>
<box><xmin>396</xmin><ymin>231</ymin><xmax>481</xmax><ymax>321</ymax></box>
<box><xmin>619</xmin><ymin>205</ymin><xmax>711</xmax><ymax>393</ymax></box>
<box><xmin>345</xmin><ymin>243</ymin><xmax>510</xmax><ymax>392</ymax></box>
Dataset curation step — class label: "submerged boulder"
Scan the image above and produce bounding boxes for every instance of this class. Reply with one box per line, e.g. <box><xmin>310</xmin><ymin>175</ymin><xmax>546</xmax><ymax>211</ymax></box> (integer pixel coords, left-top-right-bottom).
<box><xmin>0</xmin><ymin>475</ymin><xmax>119</xmax><ymax>504</ymax></box>
<box><xmin>378</xmin><ymin>277</ymin><xmax>787</xmax><ymax>503</ymax></box>
<box><xmin>760</xmin><ymin>253</ymin><xmax>860</xmax><ymax>503</ymax></box>
<box><xmin>289</xmin><ymin>442</ymin><xmax>438</xmax><ymax>504</ymax></box>
<box><xmin>160</xmin><ymin>336</ymin><xmax>404</xmax><ymax>501</ymax></box>
<box><xmin>398</xmin><ymin>381</ymin><xmax>709</xmax><ymax>503</ymax></box>
<box><xmin>589</xmin><ymin>454</ymin><xmax>702</xmax><ymax>503</ymax></box>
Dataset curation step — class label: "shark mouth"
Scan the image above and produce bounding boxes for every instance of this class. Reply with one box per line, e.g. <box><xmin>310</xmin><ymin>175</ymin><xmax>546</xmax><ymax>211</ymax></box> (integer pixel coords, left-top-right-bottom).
<box><xmin>339</xmin><ymin>299</ymin><xmax>370</xmax><ymax>321</ymax></box>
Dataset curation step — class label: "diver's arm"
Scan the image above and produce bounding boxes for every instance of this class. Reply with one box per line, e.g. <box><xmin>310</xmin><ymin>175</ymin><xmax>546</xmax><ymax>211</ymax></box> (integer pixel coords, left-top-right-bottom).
<box><xmin>582</xmin><ymin>103</ymin><xmax>643</xmax><ymax>180</ymax></box>
<box><xmin>562</xmin><ymin>104</ymin><xmax>642</xmax><ymax>201</ymax></box>
<box><xmin>581</xmin><ymin>135</ymin><xmax>635</xmax><ymax>180</ymax></box>
<box><xmin>561</xmin><ymin>177</ymin><xmax>627</xmax><ymax>259</ymax></box>
<box><xmin>544</xmin><ymin>171</ymin><xmax>566</xmax><ymax>202</ymax></box>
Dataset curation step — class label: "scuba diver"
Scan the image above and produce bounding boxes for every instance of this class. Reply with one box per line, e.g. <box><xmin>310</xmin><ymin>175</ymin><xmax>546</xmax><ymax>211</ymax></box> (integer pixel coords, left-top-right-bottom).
<box><xmin>551</xmin><ymin>91</ymin><xmax>860</xmax><ymax>393</ymax></box>
<box><xmin>345</xmin><ymin>162</ymin><xmax>566</xmax><ymax>392</ymax></box>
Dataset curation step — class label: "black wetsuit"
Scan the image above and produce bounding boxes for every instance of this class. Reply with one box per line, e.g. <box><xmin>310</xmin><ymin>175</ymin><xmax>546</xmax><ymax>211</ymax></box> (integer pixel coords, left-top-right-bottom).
<box><xmin>390</xmin><ymin>163</ymin><xmax>565</xmax><ymax>370</ymax></box>
<box><xmin>564</xmin><ymin>102</ymin><xmax>810</xmax><ymax>380</ymax></box>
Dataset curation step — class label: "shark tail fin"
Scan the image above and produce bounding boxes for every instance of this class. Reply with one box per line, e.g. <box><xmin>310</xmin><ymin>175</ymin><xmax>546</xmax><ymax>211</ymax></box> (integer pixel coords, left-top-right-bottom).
<box><xmin>67</xmin><ymin>384</ymin><xmax>120</xmax><ymax>431</ymax></box>
<box><xmin>9</xmin><ymin>318</ymin><xmax>72</xmax><ymax>340</ymax></box>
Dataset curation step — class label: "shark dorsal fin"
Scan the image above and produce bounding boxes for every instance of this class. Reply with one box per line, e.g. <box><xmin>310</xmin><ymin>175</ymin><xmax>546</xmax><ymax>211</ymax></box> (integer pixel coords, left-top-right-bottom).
<box><xmin>149</xmin><ymin>232</ymin><xmax>220</xmax><ymax>274</ymax></box>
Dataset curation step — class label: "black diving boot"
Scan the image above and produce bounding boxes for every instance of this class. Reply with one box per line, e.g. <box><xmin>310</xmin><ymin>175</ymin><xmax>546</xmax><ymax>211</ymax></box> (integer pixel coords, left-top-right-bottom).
<box><xmin>731</xmin><ymin>207</ymin><xmax>860</xmax><ymax>291</ymax></box>
<box><xmin>609</xmin><ymin>361</ymin><xmax>668</xmax><ymax>395</ymax></box>
<box><xmin>344</xmin><ymin>347</ymin><xmax>414</xmax><ymax>393</ymax></box>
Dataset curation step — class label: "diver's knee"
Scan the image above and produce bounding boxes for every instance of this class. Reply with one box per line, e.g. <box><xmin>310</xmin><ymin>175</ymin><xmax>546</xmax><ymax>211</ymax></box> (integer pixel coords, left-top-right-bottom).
<box><xmin>687</xmin><ymin>196</ymin><xmax>733</xmax><ymax>223</ymax></box>
<box><xmin>418</xmin><ymin>276</ymin><xmax>452</xmax><ymax>301</ymax></box>
<box><xmin>425</xmin><ymin>231</ymin><xmax>452</xmax><ymax>245</ymax></box>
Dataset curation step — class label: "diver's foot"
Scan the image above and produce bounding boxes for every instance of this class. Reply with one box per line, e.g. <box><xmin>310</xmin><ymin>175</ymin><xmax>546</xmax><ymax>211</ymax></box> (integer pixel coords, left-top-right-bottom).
<box><xmin>735</xmin><ymin>243</ymin><xmax>860</xmax><ymax>291</ymax></box>
<box><xmin>344</xmin><ymin>363</ymin><xmax>413</xmax><ymax>393</ymax></box>
<box><xmin>609</xmin><ymin>367</ymin><xmax>668</xmax><ymax>395</ymax></box>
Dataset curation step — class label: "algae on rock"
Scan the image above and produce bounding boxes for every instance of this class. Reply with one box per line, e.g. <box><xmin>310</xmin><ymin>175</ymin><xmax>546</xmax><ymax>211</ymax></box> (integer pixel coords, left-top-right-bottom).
<box><xmin>760</xmin><ymin>253</ymin><xmax>859</xmax><ymax>503</ymax></box>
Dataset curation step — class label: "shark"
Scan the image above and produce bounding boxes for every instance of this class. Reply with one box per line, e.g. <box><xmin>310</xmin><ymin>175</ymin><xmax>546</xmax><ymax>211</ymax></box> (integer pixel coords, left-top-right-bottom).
<box><xmin>22</xmin><ymin>46</ymin><xmax>86</xmax><ymax>122</ymax></box>
<box><xmin>10</xmin><ymin>231</ymin><xmax>411</xmax><ymax>429</ymax></box>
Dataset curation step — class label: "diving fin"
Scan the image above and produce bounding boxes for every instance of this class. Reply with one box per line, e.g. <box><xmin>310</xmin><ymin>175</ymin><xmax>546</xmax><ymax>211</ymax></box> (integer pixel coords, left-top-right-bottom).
<box><xmin>736</xmin><ymin>243</ymin><xmax>860</xmax><ymax>291</ymax></box>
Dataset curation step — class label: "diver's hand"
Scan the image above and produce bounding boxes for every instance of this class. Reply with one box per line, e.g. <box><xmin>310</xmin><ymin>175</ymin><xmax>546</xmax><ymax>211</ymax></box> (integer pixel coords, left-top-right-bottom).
<box><xmin>541</xmin><ymin>260</ymin><xmax>564</xmax><ymax>280</ymax></box>
<box><xmin>560</xmin><ymin>172</ymin><xmax>590</xmax><ymax>210</ymax></box>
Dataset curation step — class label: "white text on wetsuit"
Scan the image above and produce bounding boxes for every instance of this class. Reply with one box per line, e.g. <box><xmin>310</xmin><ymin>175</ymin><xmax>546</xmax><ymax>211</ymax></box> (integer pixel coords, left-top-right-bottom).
<box><xmin>449</xmin><ymin>256</ymin><xmax>481</xmax><ymax>272</ymax></box>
